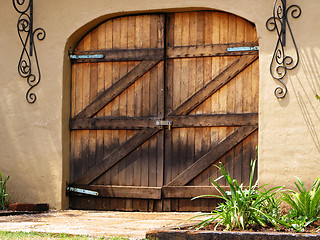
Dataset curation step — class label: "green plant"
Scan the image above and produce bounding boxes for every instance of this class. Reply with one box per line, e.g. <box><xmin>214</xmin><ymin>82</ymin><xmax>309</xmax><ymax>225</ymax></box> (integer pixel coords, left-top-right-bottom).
<box><xmin>281</xmin><ymin>177</ymin><xmax>320</xmax><ymax>232</ymax></box>
<box><xmin>0</xmin><ymin>172</ymin><xmax>10</xmax><ymax>210</ymax></box>
<box><xmin>259</xmin><ymin>187</ymin><xmax>283</xmax><ymax>224</ymax></box>
<box><xmin>189</xmin><ymin>156</ymin><xmax>283</xmax><ymax>231</ymax></box>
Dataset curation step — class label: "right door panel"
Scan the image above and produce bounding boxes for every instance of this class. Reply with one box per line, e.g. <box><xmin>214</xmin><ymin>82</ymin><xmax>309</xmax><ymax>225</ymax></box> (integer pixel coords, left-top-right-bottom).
<box><xmin>162</xmin><ymin>11</ymin><xmax>259</xmax><ymax>211</ymax></box>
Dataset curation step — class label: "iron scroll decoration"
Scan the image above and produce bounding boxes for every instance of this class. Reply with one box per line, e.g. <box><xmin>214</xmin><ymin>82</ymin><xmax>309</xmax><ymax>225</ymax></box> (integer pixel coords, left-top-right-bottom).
<box><xmin>13</xmin><ymin>0</ymin><xmax>46</xmax><ymax>103</ymax></box>
<box><xmin>266</xmin><ymin>0</ymin><xmax>301</xmax><ymax>99</ymax></box>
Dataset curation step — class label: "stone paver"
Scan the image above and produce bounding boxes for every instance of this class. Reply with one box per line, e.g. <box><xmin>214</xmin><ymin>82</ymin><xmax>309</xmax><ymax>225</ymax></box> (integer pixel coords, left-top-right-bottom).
<box><xmin>0</xmin><ymin>210</ymin><xmax>206</xmax><ymax>239</ymax></box>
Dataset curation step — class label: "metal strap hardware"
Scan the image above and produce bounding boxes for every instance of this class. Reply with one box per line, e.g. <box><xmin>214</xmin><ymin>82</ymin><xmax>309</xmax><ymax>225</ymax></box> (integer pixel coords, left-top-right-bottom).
<box><xmin>156</xmin><ymin>120</ymin><xmax>173</xmax><ymax>126</ymax></box>
<box><xmin>67</xmin><ymin>186</ymin><xmax>99</xmax><ymax>196</ymax></box>
<box><xmin>69</xmin><ymin>54</ymin><xmax>105</xmax><ymax>60</ymax></box>
<box><xmin>156</xmin><ymin>120</ymin><xmax>173</xmax><ymax>130</ymax></box>
<box><xmin>227</xmin><ymin>46</ymin><xmax>259</xmax><ymax>52</ymax></box>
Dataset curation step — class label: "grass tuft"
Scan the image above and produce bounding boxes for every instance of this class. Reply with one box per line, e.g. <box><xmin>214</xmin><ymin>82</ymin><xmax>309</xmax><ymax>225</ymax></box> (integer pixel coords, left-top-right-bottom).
<box><xmin>0</xmin><ymin>231</ymin><xmax>130</xmax><ymax>240</ymax></box>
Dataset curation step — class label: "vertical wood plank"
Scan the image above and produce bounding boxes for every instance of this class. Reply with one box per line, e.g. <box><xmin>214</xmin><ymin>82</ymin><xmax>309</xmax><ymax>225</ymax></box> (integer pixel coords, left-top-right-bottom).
<box><xmin>201</xmin><ymin>12</ymin><xmax>213</xmax><ymax>191</ymax></box>
<box><xmin>178</xmin><ymin>13</ymin><xmax>189</xmax><ymax>189</ymax></box>
<box><xmin>100</xmin><ymin>19</ymin><xmax>113</xmax><ymax>209</ymax></box>
<box><xmin>226</xmin><ymin>13</ymin><xmax>237</xmax><ymax>180</ymax></box>
<box><xmin>165</xmin><ymin>14</ymin><xmax>174</xmax><ymax>116</ymax></box>
<box><xmin>125</xmin><ymin>15</ymin><xmax>136</xmax><ymax>211</ymax></box>
<box><xmin>163</xmin><ymin>13</ymin><xmax>174</xmax><ymax>212</ymax></box>
<box><xmin>232</xmin><ymin>16</ymin><xmax>245</xmax><ymax>185</ymax></box>
<box><xmin>132</xmin><ymin>15</ymin><xmax>143</xmax><ymax>210</ymax></box>
<box><xmin>171</xmin><ymin>11</ymin><xmax>182</xmax><ymax>186</ymax></box>
<box><xmin>117</xmin><ymin>16</ymin><xmax>129</xmax><ymax>210</ymax></box>
<box><xmin>186</xmin><ymin>12</ymin><xmax>197</xmax><ymax>181</ymax></box>
<box><xmin>242</xmin><ymin>19</ymin><xmax>254</xmax><ymax>185</ymax></box>
<box><xmin>149</xmin><ymin>17</ymin><xmax>159</xmax><ymax>190</ymax></box>
<box><xmin>80</xmin><ymin>33</ymin><xmax>91</xmax><ymax>181</ymax></box>
<box><xmin>70</xmin><ymin>63</ymin><xmax>77</xmax><ymax>182</ymax></box>
<box><xmin>210</xmin><ymin>11</ymin><xmax>221</xmax><ymax>115</ymax></box>
<box><xmin>71</xmin><ymin>64</ymin><xmax>77</xmax><ymax>118</ymax></box>
<box><xmin>171</xmin><ymin>13</ymin><xmax>184</xmax><ymax>192</ymax></box>
<box><xmin>73</xmin><ymin>40</ymin><xmax>84</xmax><ymax>183</ymax></box>
<box><xmin>89</xmin><ymin>28</ymin><xmax>99</xmax><ymax>187</ymax></box>
<box><xmin>252</xmin><ymin>59</ymin><xmax>259</xmax><ymax>113</ymax></box>
<box><xmin>139</xmin><ymin>15</ymin><xmax>151</xmax><ymax>211</ymax></box>
<box><xmin>156</xmin><ymin>17</ymin><xmax>165</xmax><ymax>209</ymax></box>
<box><xmin>94</xmin><ymin>21</ymin><xmax>106</xmax><ymax>186</ymax></box>
<box><xmin>81</xmin><ymin>71</ymin><xmax>90</xmax><ymax>180</ymax></box>
<box><xmin>217</xmin><ymin>13</ymin><xmax>228</xmax><ymax>185</ymax></box>
<box><xmin>163</xmin><ymin>13</ymin><xmax>175</xmax><ymax>211</ymax></box>
<box><xmin>110</xmin><ymin>18</ymin><xmax>121</xmax><ymax>210</ymax></box>
<box><xmin>192</xmin><ymin>12</ymin><xmax>205</xmax><ymax>205</ymax></box>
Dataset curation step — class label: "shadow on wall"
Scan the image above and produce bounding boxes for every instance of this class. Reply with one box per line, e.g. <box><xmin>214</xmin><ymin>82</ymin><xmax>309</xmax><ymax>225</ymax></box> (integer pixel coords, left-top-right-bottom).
<box><xmin>291</xmin><ymin>48</ymin><xmax>320</xmax><ymax>153</ymax></box>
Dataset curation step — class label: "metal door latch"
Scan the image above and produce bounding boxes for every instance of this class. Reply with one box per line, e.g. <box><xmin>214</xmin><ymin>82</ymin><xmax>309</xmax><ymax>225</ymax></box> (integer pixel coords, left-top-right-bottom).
<box><xmin>227</xmin><ymin>46</ymin><xmax>259</xmax><ymax>52</ymax></box>
<box><xmin>156</xmin><ymin>120</ymin><xmax>173</xmax><ymax>130</ymax></box>
<box><xmin>67</xmin><ymin>186</ymin><xmax>99</xmax><ymax>196</ymax></box>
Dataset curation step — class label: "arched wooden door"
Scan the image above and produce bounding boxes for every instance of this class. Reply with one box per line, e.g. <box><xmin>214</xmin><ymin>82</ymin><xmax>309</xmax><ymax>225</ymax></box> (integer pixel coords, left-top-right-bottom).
<box><xmin>69</xmin><ymin>11</ymin><xmax>259</xmax><ymax>211</ymax></box>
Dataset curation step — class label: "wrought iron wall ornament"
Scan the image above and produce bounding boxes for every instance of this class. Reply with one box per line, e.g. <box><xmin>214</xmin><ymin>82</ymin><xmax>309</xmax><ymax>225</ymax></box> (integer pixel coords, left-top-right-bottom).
<box><xmin>266</xmin><ymin>0</ymin><xmax>301</xmax><ymax>98</ymax></box>
<box><xmin>13</xmin><ymin>0</ymin><xmax>46</xmax><ymax>103</ymax></box>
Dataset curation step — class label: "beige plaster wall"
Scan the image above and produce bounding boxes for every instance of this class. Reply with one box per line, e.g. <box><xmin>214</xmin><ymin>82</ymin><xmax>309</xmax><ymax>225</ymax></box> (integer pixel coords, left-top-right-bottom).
<box><xmin>0</xmin><ymin>0</ymin><xmax>319</xmax><ymax>209</ymax></box>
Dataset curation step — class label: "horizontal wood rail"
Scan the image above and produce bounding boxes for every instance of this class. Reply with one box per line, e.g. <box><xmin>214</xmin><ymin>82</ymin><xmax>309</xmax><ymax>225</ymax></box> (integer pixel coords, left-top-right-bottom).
<box><xmin>70</xmin><ymin>185</ymin><xmax>253</xmax><ymax>199</ymax></box>
<box><xmin>72</xmin><ymin>48</ymin><xmax>164</xmax><ymax>62</ymax></box>
<box><xmin>70</xmin><ymin>41</ymin><xmax>259</xmax><ymax>63</ymax></box>
<box><xmin>70</xmin><ymin>117</ymin><xmax>160</xmax><ymax>130</ymax></box>
<box><xmin>167</xmin><ymin>114</ymin><xmax>258</xmax><ymax>128</ymax></box>
<box><xmin>167</xmin><ymin>42</ymin><xmax>259</xmax><ymax>58</ymax></box>
<box><xmin>162</xmin><ymin>186</ymin><xmax>229</xmax><ymax>198</ymax></box>
<box><xmin>70</xmin><ymin>114</ymin><xmax>258</xmax><ymax>130</ymax></box>
<box><xmin>71</xmin><ymin>185</ymin><xmax>162</xmax><ymax>199</ymax></box>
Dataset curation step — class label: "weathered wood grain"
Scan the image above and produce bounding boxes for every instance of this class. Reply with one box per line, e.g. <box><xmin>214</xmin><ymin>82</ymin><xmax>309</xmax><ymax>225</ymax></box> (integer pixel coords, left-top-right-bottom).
<box><xmin>170</xmin><ymin>55</ymin><xmax>258</xmax><ymax>116</ymax></box>
<box><xmin>72</xmin><ymin>48</ymin><xmax>164</xmax><ymax>63</ymax></box>
<box><xmin>74</xmin><ymin>59</ymin><xmax>162</xmax><ymax>119</ymax></box>
<box><xmin>167</xmin><ymin>126</ymin><xmax>258</xmax><ymax>186</ymax></box>
<box><xmin>167</xmin><ymin>42</ymin><xmax>259</xmax><ymax>58</ymax></box>
<box><xmin>72</xmin><ymin>185</ymin><xmax>162</xmax><ymax>199</ymax></box>
<box><xmin>70</xmin><ymin>11</ymin><xmax>259</xmax><ymax>212</ymax></box>
<box><xmin>162</xmin><ymin>186</ymin><xmax>231</xmax><ymax>198</ymax></box>
<box><xmin>74</xmin><ymin>129</ymin><xmax>160</xmax><ymax>185</ymax></box>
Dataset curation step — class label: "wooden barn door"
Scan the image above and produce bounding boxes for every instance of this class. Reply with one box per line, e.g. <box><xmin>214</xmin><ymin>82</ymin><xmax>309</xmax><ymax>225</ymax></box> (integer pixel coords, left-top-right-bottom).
<box><xmin>69</xmin><ymin>11</ymin><xmax>259</xmax><ymax>211</ymax></box>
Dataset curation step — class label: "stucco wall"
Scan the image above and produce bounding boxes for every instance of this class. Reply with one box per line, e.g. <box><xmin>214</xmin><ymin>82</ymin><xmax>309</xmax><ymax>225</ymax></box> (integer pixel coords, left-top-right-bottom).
<box><xmin>0</xmin><ymin>0</ymin><xmax>319</xmax><ymax>209</ymax></box>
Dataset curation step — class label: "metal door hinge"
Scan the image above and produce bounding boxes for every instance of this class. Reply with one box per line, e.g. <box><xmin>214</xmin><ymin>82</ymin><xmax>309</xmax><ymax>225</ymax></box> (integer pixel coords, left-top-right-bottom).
<box><xmin>69</xmin><ymin>54</ymin><xmax>104</xmax><ymax>60</ymax></box>
<box><xmin>67</xmin><ymin>186</ymin><xmax>99</xmax><ymax>196</ymax></box>
<box><xmin>227</xmin><ymin>46</ymin><xmax>259</xmax><ymax>52</ymax></box>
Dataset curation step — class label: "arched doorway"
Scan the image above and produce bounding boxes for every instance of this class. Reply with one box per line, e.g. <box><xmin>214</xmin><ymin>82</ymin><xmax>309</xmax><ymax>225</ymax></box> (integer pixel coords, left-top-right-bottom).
<box><xmin>69</xmin><ymin>11</ymin><xmax>259</xmax><ymax>211</ymax></box>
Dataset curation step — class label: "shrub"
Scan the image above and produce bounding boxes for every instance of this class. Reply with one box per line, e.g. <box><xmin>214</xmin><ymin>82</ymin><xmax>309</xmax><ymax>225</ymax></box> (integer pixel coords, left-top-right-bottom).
<box><xmin>0</xmin><ymin>172</ymin><xmax>10</xmax><ymax>210</ymax></box>
<box><xmin>281</xmin><ymin>177</ymin><xmax>320</xmax><ymax>232</ymax></box>
<box><xmin>190</xmin><ymin>157</ymin><xmax>283</xmax><ymax>230</ymax></box>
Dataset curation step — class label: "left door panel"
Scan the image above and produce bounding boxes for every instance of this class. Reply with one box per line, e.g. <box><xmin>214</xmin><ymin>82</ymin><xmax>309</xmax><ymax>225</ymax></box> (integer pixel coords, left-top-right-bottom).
<box><xmin>70</xmin><ymin>14</ymin><xmax>165</xmax><ymax>211</ymax></box>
